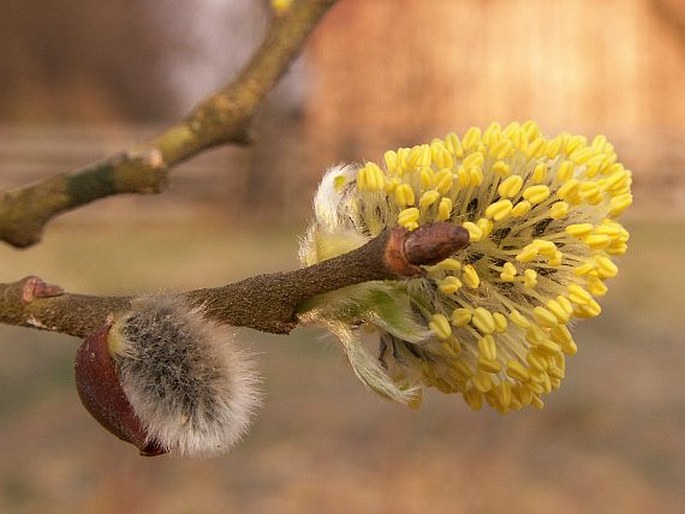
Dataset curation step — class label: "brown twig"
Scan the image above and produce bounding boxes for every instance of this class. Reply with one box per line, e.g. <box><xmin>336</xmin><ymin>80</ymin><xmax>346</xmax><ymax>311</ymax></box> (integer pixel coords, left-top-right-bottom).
<box><xmin>0</xmin><ymin>0</ymin><xmax>338</xmax><ymax>248</ymax></box>
<box><xmin>0</xmin><ymin>224</ymin><xmax>469</xmax><ymax>338</ymax></box>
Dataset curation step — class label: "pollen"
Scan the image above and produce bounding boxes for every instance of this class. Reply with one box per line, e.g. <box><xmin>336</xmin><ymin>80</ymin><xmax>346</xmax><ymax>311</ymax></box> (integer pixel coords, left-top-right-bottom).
<box><xmin>301</xmin><ymin>121</ymin><xmax>631</xmax><ymax>412</ymax></box>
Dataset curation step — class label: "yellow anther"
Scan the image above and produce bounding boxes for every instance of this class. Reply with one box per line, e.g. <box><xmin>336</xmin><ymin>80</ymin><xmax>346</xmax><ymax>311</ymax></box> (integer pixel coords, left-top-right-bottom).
<box><xmin>604</xmin><ymin>167</ymin><xmax>630</xmax><ymax>193</ymax></box>
<box><xmin>485</xmin><ymin>199</ymin><xmax>513</xmax><ymax>221</ymax></box>
<box><xmin>522</xmin><ymin>184</ymin><xmax>551</xmax><ymax>204</ymax></box>
<box><xmin>464</xmin><ymin>387</ymin><xmax>483</xmax><ymax>410</ymax></box>
<box><xmin>357</xmin><ymin>163</ymin><xmax>385</xmax><ymax>192</ymax></box>
<box><xmin>457</xmin><ymin>165</ymin><xmax>471</xmax><ymax>188</ymax></box>
<box><xmin>545</xmin><ymin>135</ymin><xmax>564</xmax><ymax>158</ymax></box>
<box><xmin>533</xmin><ymin>306</ymin><xmax>559</xmax><ymax>328</ymax></box>
<box><xmin>555</xmin><ymin>295</ymin><xmax>574</xmax><ymax>316</ymax></box>
<box><xmin>453</xmin><ymin>359</ymin><xmax>474</xmax><ymax>378</ymax></box>
<box><xmin>463</xmin><ymin>151</ymin><xmax>484</xmax><ymax>170</ymax></box>
<box><xmin>438</xmin><ymin>276</ymin><xmax>463</xmax><ymax>295</ymax></box>
<box><xmin>511</xmin><ymin>200</ymin><xmax>532</xmax><ymax>217</ymax></box>
<box><xmin>436</xmin><ymin>197</ymin><xmax>453</xmax><ymax>221</ymax></box>
<box><xmin>472</xmin><ymin>307</ymin><xmax>496</xmax><ymax>334</ymax></box>
<box><xmin>483</xmin><ymin>122</ymin><xmax>502</xmax><ymax>144</ymax></box>
<box><xmin>383</xmin><ymin>150</ymin><xmax>399</xmax><ymax>174</ymax></box>
<box><xmin>462</xmin><ymin>221</ymin><xmax>483</xmax><ymax>242</ymax></box>
<box><xmin>509</xmin><ymin>309</ymin><xmax>530</xmax><ymax>328</ymax></box>
<box><xmin>524</xmin><ymin>269</ymin><xmax>538</xmax><ymax>289</ymax></box>
<box><xmin>567</xmin><ymin>145</ymin><xmax>594</xmax><ymax>165</ymax></box>
<box><xmin>521</xmin><ymin>120</ymin><xmax>541</xmax><ymax>139</ymax></box>
<box><xmin>430</xmin><ymin>141</ymin><xmax>454</xmax><ymax>169</ymax></box>
<box><xmin>472</xmin><ymin>371</ymin><xmax>493</xmax><ymax>393</ymax></box>
<box><xmin>545</xmin><ymin>299</ymin><xmax>570</xmax><ymax>323</ymax></box>
<box><xmin>579</xmin><ymin>181</ymin><xmax>600</xmax><ymax>200</ymax></box>
<box><xmin>476</xmin><ymin>218</ymin><xmax>493</xmax><ymax>238</ymax></box>
<box><xmin>565</xmin><ymin>223</ymin><xmax>594</xmax><ymax>238</ymax></box>
<box><xmin>595</xmin><ymin>255</ymin><xmax>618</xmax><ymax>278</ymax></box>
<box><xmin>574</xmin><ymin>298</ymin><xmax>602</xmax><ymax>318</ymax></box>
<box><xmin>493</xmin><ymin>312</ymin><xmax>508</xmax><ymax>332</ymax></box>
<box><xmin>490</xmin><ymin>139</ymin><xmax>513</xmax><ymax>159</ymax></box>
<box><xmin>516</xmin><ymin>244</ymin><xmax>538</xmax><ymax>263</ymax></box>
<box><xmin>500</xmin><ymin>262</ymin><xmax>518</xmax><ymax>281</ymax></box>
<box><xmin>594</xmin><ymin>222</ymin><xmax>622</xmax><ymax>237</ymax></box>
<box><xmin>462</xmin><ymin>126</ymin><xmax>482</xmax><ymax>150</ymax></box>
<box><xmin>434</xmin><ymin>169</ymin><xmax>453</xmax><ymax>195</ymax></box>
<box><xmin>533</xmin><ymin>239</ymin><xmax>557</xmax><ymax>256</ymax></box>
<box><xmin>564</xmin><ymin>135</ymin><xmax>587</xmax><ymax>155</ymax></box>
<box><xmin>497</xmin><ymin>175</ymin><xmax>523</xmax><ymax>198</ymax></box>
<box><xmin>429</xmin><ymin>313</ymin><xmax>452</xmax><ymax>340</ymax></box>
<box><xmin>434</xmin><ymin>258</ymin><xmax>461</xmax><ymax>271</ymax></box>
<box><xmin>419</xmin><ymin>190</ymin><xmax>441</xmax><ymax>210</ymax></box>
<box><xmin>555</xmin><ymin>160</ymin><xmax>575</xmax><ymax>183</ymax></box>
<box><xmin>397</xmin><ymin>207</ymin><xmax>420</xmax><ymax>230</ymax></box>
<box><xmin>586</xmin><ymin>276</ymin><xmax>608</xmax><ymax>296</ymax></box>
<box><xmin>556</xmin><ymin>179</ymin><xmax>581</xmax><ymax>202</ymax></box>
<box><xmin>444</xmin><ymin>132</ymin><xmax>464</xmax><ymax>159</ymax></box>
<box><xmin>420</xmin><ymin>167</ymin><xmax>435</xmax><ymax>190</ymax></box>
<box><xmin>548</xmin><ymin>250</ymin><xmax>564</xmax><ymax>267</ymax></box>
<box><xmin>609</xmin><ymin>193</ymin><xmax>633</xmax><ymax>216</ymax></box>
<box><xmin>462</xmin><ymin>264</ymin><xmax>480</xmax><ymax>288</ymax></box>
<box><xmin>530</xmin><ymin>394</ymin><xmax>544</xmax><ymax>410</ymax></box>
<box><xmin>573</xmin><ymin>262</ymin><xmax>596</xmax><ymax>276</ymax></box>
<box><xmin>567</xmin><ymin>283</ymin><xmax>593</xmax><ymax>305</ymax></box>
<box><xmin>535</xmin><ymin>339</ymin><xmax>562</xmax><ymax>357</ymax></box>
<box><xmin>384</xmin><ymin>176</ymin><xmax>401</xmax><ymax>194</ymax></box>
<box><xmin>532</xmin><ymin>163</ymin><xmax>547</xmax><ymax>183</ymax></box>
<box><xmin>478</xmin><ymin>358</ymin><xmax>501</xmax><ymax>374</ymax></box>
<box><xmin>451</xmin><ymin>308</ymin><xmax>472</xmax><ymax>327</ymax></box>
<box><xmin>497</xmin><ymin>381</ymin><xmax>513</xmax><ymax>409</ymax></box>
<box><xmin>506</xmin><ymin>360</ymin><xmax>530</xmax><ymax>382</ymax></box>
<box><xmin>333</xmin><ymin>174</ymin><xmax>348</xmax><ymax>192</ymax></box>
<box><xmin>550</xmin><ymin>201</ymin><xmax>570</xmax><ymax>219</ymax></box>
<box><xmin>491</xmin><ymin>160</ymin><xmax>511</xmax><ymax>177</ymax></box>
<box><xmin>468</xmin><ymin>166</ymin><xmax>484</xmax><ymax>186</ymax></box>
<box><xmin>478</xmin><ymin>334</ymin><xmax>498</xmax><ymax>361</ymax></box>
<box><xmin>405</xmin><ymin>144</ymin><xmax>431</xmax><ymax>168</ymax></box>
<box><xmin>394</xmin><ymin>183</ymin><xmax>416</xmax><ymax>207</ymax></box>
<box><xmin>583</xmin><ymin>233</ymin><xmax>611</xmax><ymax>250</ymax></box>
<box><xmin>550</xmin><ymin>324</ymin><xmax>572</xmax><ymax>345</ymax></box>
<box><xmin>526</xmin><ymin>138</ymin><xmax>546</xmax><ymax>159</ymax></box>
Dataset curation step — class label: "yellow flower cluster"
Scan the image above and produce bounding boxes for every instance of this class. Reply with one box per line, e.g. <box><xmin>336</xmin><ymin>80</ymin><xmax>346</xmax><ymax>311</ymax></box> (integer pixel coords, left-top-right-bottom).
<box><xmin>301</xmin><ymin>121</ymin><xmax>631</xmax><ymax>412</ymax></box>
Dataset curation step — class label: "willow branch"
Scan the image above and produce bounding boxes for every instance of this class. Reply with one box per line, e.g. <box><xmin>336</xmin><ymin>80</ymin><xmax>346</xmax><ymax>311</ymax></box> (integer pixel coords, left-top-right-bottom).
<box><xmin>0</xmin><ymin>224</ymin><xmax>469</xmax><ymax>338</ymax></box>
<box><xmin>0</xmin><ymin>0</ymin><xmax>338</xmax><ymax>248</ymax></box>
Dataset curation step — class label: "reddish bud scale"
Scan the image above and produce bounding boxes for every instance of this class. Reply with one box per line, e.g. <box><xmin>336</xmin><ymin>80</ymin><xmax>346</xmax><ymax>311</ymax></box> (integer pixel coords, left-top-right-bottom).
<box><xmin>74</xmin><ymin>322</ymin><xmax>165</xmax><ymax>456</ymax></box>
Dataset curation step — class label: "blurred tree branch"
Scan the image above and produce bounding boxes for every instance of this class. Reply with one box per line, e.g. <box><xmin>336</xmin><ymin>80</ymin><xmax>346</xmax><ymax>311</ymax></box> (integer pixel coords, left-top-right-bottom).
<box><xmin>0</xmin><ymin>0</ymin><xmax>337</xmax><ymax>248</ymax></box>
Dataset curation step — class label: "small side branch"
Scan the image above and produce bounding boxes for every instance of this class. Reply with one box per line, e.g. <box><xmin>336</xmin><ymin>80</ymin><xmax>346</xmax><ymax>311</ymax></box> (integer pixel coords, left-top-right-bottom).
<box><xmin>0</xmin><ymin>0</ymin><xmax>338</xmax><ymax>248</ymax></box>
<box><xmin>0</xmin><ymin>224</ymin><xmax>469</xmax><ymax>337</ymax></box>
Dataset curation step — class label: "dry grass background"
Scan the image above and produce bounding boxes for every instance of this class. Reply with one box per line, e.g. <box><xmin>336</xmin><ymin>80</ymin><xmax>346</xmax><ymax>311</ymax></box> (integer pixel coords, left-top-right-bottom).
<box><xmin>0</xmin><ymin>212</ymin><xmax>683</xmax><ymax>513</ymax></box>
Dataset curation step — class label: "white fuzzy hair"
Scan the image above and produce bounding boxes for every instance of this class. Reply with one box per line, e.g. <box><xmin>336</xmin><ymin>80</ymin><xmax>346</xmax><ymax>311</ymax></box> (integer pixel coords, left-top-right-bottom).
<box><xmin>111</xmin><ymin>296</ymin><xmax>262</xmax><ymax>456</ymax></box>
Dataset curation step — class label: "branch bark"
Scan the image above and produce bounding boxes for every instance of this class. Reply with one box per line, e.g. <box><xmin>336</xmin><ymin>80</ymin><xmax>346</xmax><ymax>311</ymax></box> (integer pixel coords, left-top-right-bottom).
<box><xmin>0</xmin><ymin>224</ymin><xmax>469</xmax><ymax>338</ymax></box>
<box><xmin>0</xmin><ymin>0</ymin><xmax>338</xmax><ymax>248</ymax></box>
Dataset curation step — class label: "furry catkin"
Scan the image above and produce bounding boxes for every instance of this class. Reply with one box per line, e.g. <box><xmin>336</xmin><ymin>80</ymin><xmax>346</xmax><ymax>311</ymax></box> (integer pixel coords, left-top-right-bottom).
<box><xmin>109</xmin><ymin>296</ymin><xmax>262</xmax><ymax>456</ymax></box>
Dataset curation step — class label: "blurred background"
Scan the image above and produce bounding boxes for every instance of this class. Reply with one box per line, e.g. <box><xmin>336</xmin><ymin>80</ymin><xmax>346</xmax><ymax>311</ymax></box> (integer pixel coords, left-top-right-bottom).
<box><xmin>1</xmin><ymin>0</ymin><xmax>684</xmax><ymax>512</ymax></box>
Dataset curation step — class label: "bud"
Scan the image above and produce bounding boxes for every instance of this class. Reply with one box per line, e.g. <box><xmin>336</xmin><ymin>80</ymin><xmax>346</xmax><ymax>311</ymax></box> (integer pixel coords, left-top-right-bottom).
<box><xmin>75</xmin><ymin>296</ymin><xmax>262</xmax><ymax>456</ymax></box>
